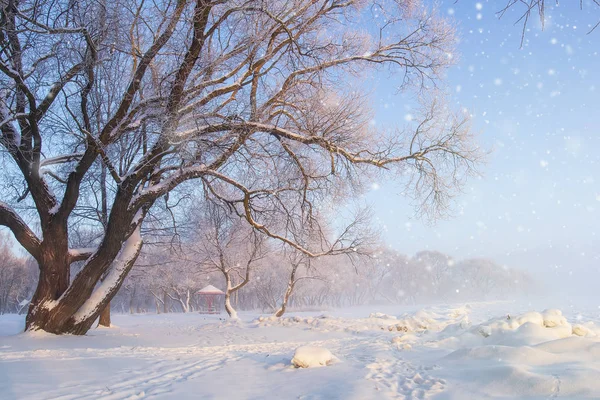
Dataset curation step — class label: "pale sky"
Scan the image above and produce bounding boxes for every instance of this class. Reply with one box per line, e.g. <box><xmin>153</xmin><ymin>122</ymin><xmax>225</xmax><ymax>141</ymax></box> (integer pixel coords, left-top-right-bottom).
<box><xmin>366</xmin><ymin>1</ymin><xmax>600</xmax><ymax>295</ymax></box>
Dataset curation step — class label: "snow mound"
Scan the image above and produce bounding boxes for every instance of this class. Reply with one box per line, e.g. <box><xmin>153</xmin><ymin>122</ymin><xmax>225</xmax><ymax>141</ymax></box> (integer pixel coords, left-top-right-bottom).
<box><xmin>432</xmin><ymin>307</ymin><xmax>600</xmax><ymax>399</ymax></box>
<box><xmin>432</xmin><ymin>308</ymin><xmax>600</xmax><ymax>351</ymax></box>
<box><xmin>254</xmin><ymin>306</ymin><xmax>472</xmax><ymax>336</ymax></box>
<box><xmin>391</xmin><ymin>334</ymin><xmax>417</xmax><ymax>350</ymax></box>
<box><xmin>389</xmin><ymin>310</ymin><xmax>466</xmax><ymax>333</ymax></box>
<box><xmin>448</xmin><ymin>306</ymin><xmax>471</xmax><ymax>319</ymax></box>
<box><xmin>369</xmin><ymin>312</ymin><xmax>397</xmax><ymax>320</ymax></box>
<box><xmin>254</xmin><ymin>314</ymin><xmax>399</xmax><ymax>333</ymax></box>
<box><xmin>291</xmin><ymin>346</ymin><xmax>338</xmax><ymax>368</ymax></box>
<box><xmin>95</xmin><ymin>324</ymin><xmax>117</xmax><ymax>330</ymax></box>
<box><xmin>572</xmin><ymin>323</ymin><xmax>597</xmax><ymax>337</ymax></box>
<box><xmin>541</xmin><ymin>309</ymin><xmax>568</xmax><ymax>328</ymax></box>
<box><xmin>473</xmin><ymin>309</ymin><xmax>584</xmax><ymax>342</ymax></box>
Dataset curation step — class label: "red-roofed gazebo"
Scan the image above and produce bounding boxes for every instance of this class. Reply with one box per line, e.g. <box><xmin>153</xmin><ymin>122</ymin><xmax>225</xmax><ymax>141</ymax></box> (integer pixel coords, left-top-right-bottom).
<box><xmin>197</xmin><ymin>285</ymin><xmax>225</xmax><ymax>314</ymax></box>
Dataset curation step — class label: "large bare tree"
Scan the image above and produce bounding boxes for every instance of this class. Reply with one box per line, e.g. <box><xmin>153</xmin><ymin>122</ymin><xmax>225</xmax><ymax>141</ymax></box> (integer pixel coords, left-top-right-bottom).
<box><xmin>0</xmin><ymin>0</ymin><xmax>481</xmax><ymax>334</ymax></box>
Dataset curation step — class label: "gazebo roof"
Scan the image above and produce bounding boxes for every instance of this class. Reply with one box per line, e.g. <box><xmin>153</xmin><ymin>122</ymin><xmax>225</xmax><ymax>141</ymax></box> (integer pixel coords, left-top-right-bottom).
<box><xmin>197</xmin><ymin>284</ymin><xmax>225</xmax><ymax>295</ymax></box>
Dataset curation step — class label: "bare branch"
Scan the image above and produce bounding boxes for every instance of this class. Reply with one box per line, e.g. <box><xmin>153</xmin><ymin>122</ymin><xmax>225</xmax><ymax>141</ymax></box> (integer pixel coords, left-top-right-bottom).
<box><xmin>0</xmin><ymin>202</ymin><xmax>41</xmax><ymax>261</ymax></box>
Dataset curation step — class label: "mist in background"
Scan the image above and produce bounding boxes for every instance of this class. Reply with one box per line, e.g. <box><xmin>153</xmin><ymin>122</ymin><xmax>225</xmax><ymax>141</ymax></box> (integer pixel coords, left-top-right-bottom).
<box><xmin>366</xmin><ymin>1</ymin><xmax>600</xmax><ymax>299</ymax></box>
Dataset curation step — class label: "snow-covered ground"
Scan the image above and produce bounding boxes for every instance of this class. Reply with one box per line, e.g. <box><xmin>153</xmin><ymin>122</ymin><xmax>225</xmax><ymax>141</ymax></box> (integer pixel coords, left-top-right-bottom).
<box><xmin>2</xmin><ymin>300</ymin><xmax>600</xmax><ymax>399</ymax></box>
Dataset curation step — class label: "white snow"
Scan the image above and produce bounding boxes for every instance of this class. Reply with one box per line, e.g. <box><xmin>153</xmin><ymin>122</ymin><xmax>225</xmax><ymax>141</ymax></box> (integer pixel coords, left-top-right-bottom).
<box><xmin>369</xmin><ymin>312</ymin><xmax>397</xmax><ymax>320</ymax></box>
<box><xmin>67</xmin><ymin>247</ymin><xmax>96</xmax><ymax>259</ymax></box>
<box><xmin>291</xmin><ymin>346</ymin><xmax>338</xmax><ymax>368</ymax></box>
<box><xmin>2</xmin><ymin>301</ymin><xmax>600</xmax><ymax>399</ymax></box>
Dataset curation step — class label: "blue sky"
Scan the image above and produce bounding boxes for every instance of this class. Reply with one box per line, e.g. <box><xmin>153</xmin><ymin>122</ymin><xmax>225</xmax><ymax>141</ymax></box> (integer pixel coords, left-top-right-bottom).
<box><xmin>366</xmin><ymin>1</ymin><xmax>600</xmax><ymax>292</ymax></box>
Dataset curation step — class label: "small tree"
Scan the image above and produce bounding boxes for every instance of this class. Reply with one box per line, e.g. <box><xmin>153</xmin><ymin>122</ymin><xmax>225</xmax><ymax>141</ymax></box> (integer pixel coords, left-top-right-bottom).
<box><xmin>274</xmin><ymin>252</ymin><xmax>308</xmax><ymax>317</ymax></box>
<box><xmin>194</xmin><ymin>204</ymin><xmax>267</xmax><ymax>319</ymax></box>
<box><xmin>274</xmin><ymin>207</ymin><xmax>375</xmax><ymax>317</ymax></box>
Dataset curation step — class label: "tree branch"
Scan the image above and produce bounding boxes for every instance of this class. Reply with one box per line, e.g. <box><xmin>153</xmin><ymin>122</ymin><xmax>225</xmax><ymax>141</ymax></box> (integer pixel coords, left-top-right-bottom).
<box><xmin>0</xmin><ymin>202</ymin><xmax>41</xmax><ymax>261</ymax></box>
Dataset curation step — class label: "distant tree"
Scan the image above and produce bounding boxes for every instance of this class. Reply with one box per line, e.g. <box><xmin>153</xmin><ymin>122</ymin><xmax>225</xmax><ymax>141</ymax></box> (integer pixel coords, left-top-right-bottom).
<box><xmin>274</xmin><ymin>207</ymin><xmax>375</xmax><ymax>317</ymax></box>
<box><xmin>158</xmin><ymin>261</ymin><xmax>200</xmax><ymax>313</ymax></box>
<box><xmin>1</xmin><ymin>0</ymin><xmax>481</xmax><ymax>334</ymax></box>
<box><xmin>192</xmin><ymin>204</ymin><xmax>268</xmax><ymax>319</ymax></box>
<box><xmin>0</xmin><ymin>233</ymin><xmax>35</xmax><ymax>314</ymax></box>
<box><xmin>273</xmin><ymin>252</ymin><xmax>316</xmax><ymax>317</ymax></box>
<box><xmin>251</xmin><ymin>258</ymin><xmax>288</xmax><ymax>312</ymax></box>
<box><xmin>414</xmin><ymin>250</ymin><xmax>453</xmax><ymax>298</ymax></box>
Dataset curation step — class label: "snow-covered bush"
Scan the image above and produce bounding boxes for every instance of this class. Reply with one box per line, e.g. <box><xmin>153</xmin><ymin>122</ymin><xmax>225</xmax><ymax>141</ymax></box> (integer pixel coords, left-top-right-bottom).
<box><xmin>369</xmin><ymin>312</ymin><xmax>397</xmax><ymax>320</ymax></box>
<box><xmin>291</xmin><ymin>346</ymin><xmax>338</xmax><ymax>368</ymax></box>
<box><xmin>473</xmin><ymin>309</ymin><xmax>599</xmax><ymax>342</ymax></box>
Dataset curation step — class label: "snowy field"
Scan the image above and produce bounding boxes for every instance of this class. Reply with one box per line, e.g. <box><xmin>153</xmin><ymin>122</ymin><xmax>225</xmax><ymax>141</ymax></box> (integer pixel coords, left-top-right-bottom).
<box><xmin>2</xmin><ymin>300</ymin><xmax>600</xmax><ymax>399</ymax></box>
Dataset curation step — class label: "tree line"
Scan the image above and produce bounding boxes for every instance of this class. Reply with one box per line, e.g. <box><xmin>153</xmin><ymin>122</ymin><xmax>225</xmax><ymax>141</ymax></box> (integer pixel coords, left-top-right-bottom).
<box><xmin>1</xmin><ymin>231</ymin><xmax>534</xmax><ymax>317</ymax></box>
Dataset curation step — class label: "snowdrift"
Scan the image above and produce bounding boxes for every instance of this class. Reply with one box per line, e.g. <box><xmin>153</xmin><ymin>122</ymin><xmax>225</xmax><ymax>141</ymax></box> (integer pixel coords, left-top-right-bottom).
<box><xmin>291</xmin><ymin>346</ymin><xmax>338</xmax><ymax>368</ymax></box>
<box><xmin>3</xmin><ymin>303</ymin><xmax>600</xmax><ymax>399</ymax></box>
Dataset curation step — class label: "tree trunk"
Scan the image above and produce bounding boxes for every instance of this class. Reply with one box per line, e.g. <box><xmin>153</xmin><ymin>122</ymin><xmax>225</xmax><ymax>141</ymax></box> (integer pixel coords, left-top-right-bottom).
<box><xmin>274</xmin><ymin>283</ymin><xmax>294</xmax><ymax>317</ymax></box>
<box><xmin>224</xmin><ymin>292</ymin><xmax>237</xmax><ymax>319</ymax></box>
<box><xmin>24</xmin><ymin>227</ymin><xmax>143</xmax><ymax>335</ymax></box>
<box><xmin>98</xmin><ymin>302</ymin><xmax>111</xmax><ymax>327</ymax></box>
<box><xmin>179</xmin><ymin>298</ymin><xmax>189</xmax><ymax>313</ymax></box>
<box><xmin>25</xmin><ymin>232</ymin><xmax>71</xmax><ymax>331</ymax></box>
<box><xmin>275</xmin><ymin>265</ymin><xmax>298</xmax><ymax>317</ymax></box>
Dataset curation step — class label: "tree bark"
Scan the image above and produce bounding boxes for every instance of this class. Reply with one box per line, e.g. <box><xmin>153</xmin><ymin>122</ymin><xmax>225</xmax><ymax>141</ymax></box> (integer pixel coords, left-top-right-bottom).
<box><xmin>224</xmin><ymin>292</ymin><xmax>237</xmax><ymax>319</ymax></box>
<box><xmin>98</xmin><ymin>303</ymin><xmax>111</xmax><ymax>327</ymax></box>
<box><xmin>24</xmin><ymin>225</ymin><xmax>143</xmax><ymax>335</ymax></box>
<box><xmin>163</xmin><ymin>290</ymin><xmax>168</xmax><ymax>313</ymax></box>
<box><xmin>275</xmin><ymin>263</ymin><xmax>299</xmax><ymax>317</ymax></box>
<box><xmin>24</xmin><ymin>226</ymin><xmax>71</xmax><ymax>331</ymax></box>
<box><xmin>274</xmin><ymin>284</ymin><xmax>294</xmax><ymax>317</ymax></box>
<box><xmin>222</xmin><ymin>268</ymin><xmax>252</xmax><ymax>319</ymax></box>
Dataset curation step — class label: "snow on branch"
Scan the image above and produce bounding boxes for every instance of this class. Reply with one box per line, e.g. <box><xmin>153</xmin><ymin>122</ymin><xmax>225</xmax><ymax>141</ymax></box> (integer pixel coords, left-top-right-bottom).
<box><xmin>68</xmin><ymin>248</ymin><xmax>97</xmax><ymax>264</ymax></box>
<box><xmin>39</xmin><ymin>153</ymin><xmax>85</xmax><ymax>168</ymax></box>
